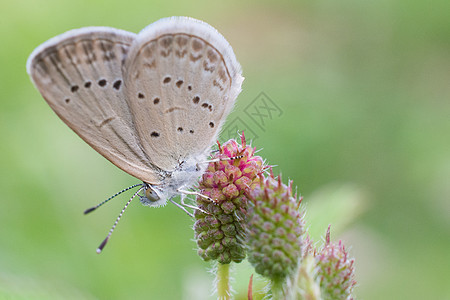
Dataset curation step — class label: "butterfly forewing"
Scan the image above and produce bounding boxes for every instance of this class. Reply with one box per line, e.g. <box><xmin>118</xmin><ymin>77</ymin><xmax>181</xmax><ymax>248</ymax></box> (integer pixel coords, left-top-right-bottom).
<box><xmin>27</xmin><ymin>28</ymin><xmax>161</xmax><ymax>184</ymax></box>
<box><xmin>123</xmin><ymin>17</ymin><xmax>244</xmax><ymax>171</ymax></box>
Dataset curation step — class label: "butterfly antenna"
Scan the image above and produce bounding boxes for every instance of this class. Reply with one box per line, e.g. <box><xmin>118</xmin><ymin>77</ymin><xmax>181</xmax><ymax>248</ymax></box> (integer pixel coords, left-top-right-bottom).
<box><xmin>96</xmin><ymin>186</ymin><xmax>145</xmax><ymax>254</ymax></box>
<box><xmin>84</xmin><ymin>183</ymin><xmax>143</xmax><ymax>214</ymax></box>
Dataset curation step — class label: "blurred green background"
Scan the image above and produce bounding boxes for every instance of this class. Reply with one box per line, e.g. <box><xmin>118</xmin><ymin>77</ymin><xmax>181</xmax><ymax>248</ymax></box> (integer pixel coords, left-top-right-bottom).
<box><xmin>1</xmin><ymin>0</ymin><xmax>449</xmax><ymax>299</ymax></box>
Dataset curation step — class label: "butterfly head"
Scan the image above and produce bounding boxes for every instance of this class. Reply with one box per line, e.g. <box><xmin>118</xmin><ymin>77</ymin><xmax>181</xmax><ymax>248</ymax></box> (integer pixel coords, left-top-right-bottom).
<box><xmin>140</xmin><ymin>183</ymin><xmax>167</xmax><ymax>207</ymax></box>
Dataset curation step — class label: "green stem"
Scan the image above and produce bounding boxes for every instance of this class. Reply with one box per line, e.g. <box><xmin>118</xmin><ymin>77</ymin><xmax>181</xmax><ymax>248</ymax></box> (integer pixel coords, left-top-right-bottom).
<box><xmin>217</xmin><ymin>263</ymin><xmax>231</xmax><ymax>300</ymax></box>
<box><xmin>297</xmin><ymin>256</ymin><xmax>321</xmax><ymax>300</ymax></box>
<box><xmin>271</xmin><ymin>278</ymin><xmax>285</xmax><ymax>300</ymax></box>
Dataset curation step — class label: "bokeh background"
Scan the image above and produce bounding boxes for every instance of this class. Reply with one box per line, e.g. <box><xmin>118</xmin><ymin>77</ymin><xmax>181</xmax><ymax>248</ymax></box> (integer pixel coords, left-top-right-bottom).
<box><xmin>1</xmin><ymin>0</ymin><xmax>449</xmax><ymax>299</ymax></box>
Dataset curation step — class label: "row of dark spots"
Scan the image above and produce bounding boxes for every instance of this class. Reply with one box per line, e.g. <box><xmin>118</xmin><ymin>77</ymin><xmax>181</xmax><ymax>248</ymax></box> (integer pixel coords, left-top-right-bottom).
<box><xmin>69</xmin><ymin>79</ymin><xmax>122</xmax><ymax>94</ymax></box>
<box><xmin>162</xmin><ymin>76</ymin><xmax>192</xmax><ymax>91</ymax></box>
<box><xmin>176</xmin><ymin>122</ymin><xmax>214</xmax><ymax>132</ymax></box>
<box><xmin>151</xmin><ymin>125</ymin><xmax>214</xmax><ymax>138</ymax></box>
<box><xmin>150</xmin><ymin>130</ymin><xmax>194</xmax><ymax>137</ymax></box>
<box><xmin>177</xmin><ymin>122</ymin><xmax>215</xmax><ymax>133</ymax></box>
<box><xmin>151</xmin><ymin>122</ymin><xmax>214</xmax><ymax>138</ymax></box>
<box><xmin>65</xmin><ymin>79</ymin><xmax>122</xmax><ymax>104</ymax></box>
<box><xmin>177</xmin><ymin>122</ymin><xmax>215</xmax><ymax>131</ymax></box>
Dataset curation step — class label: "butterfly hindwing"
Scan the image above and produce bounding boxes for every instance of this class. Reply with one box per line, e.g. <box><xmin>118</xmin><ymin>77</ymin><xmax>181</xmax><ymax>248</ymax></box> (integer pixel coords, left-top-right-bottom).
<box><xmin>123</xmin><ymin>17</ymin><xmax>244</xmax><ymax>171</ymax></box>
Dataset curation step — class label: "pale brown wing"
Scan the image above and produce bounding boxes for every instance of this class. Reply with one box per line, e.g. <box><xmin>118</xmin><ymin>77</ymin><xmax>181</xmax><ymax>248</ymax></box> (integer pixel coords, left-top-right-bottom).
<box><xmin>27</xmin><ymin>27</ymin><xmax>161</xmax><ymax>184</ymax></box>
<box><xmin>123</xmin><ymin>17</ymin><xmax>244</xmax><ymax>171</ymax></box>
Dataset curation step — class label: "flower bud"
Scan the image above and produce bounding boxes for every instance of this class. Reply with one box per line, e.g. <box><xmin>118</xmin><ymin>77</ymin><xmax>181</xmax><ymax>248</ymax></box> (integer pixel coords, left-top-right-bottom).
<box><xmin>246</xmin><ymin>171</ymin><xmax>305</xmax><ymax>281</ymax></box>
<box><xmin>194</xmin><ymin>134</ymin><xmax>266</xmax><ymax>264</ymax></box>
<box><xmin>316</xmin><ymin>226</ymin><xmax>356</xmax><ymax>300</ymax></box>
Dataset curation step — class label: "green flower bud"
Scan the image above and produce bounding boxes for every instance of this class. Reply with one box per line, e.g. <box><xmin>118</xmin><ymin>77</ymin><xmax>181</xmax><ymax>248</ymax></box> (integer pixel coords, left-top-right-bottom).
<box><xmin>246</xmin><ymin>171</ymin><xmax>305</xmax><ymax>281</ymax></box>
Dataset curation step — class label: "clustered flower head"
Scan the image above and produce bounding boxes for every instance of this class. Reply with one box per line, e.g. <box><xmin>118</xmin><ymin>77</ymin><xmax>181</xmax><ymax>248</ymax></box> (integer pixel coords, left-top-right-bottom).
<box><xmin>194</xmin><ymin>134</ymin><xmax>266</xmax><ymax>264</ymax></box>
<box><xmin>246</xmin><ymin>171</ymin><xmax>305</xmax><ymax>281</ymax></box>
<box><xmin>315</xmin><ymin>226</ymin><xmax>356</xmax><ymax>300</ymax></box>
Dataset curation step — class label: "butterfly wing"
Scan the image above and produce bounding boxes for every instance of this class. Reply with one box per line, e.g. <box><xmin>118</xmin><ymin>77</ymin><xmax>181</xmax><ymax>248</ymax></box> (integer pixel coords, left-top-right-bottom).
<box><xmin>123</xmin><ymin>17</ymin><xmax>244</xmax><ymax>171</ymax></box>
<box><xmin>27</xmin><ymin>27</ymin><xmax>161</xmax><ymax>184</ymax></box>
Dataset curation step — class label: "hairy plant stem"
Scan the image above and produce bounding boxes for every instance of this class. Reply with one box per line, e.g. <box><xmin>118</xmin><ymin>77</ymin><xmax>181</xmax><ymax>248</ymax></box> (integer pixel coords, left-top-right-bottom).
<box><xmin>271</xmin><ymin>278</ymin><xmax>285</xmax><ymax>300</ymax></box>
<box><xmin>217</xmin><ymin>263</ymin><xmax>231</xmax><ymax>300</ymax></box>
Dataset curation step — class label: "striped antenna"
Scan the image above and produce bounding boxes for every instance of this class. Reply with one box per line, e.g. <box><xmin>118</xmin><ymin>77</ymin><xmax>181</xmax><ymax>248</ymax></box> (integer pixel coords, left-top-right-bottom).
<box><xmin>84</xmin><ymin>183</ymin><xmax>143</xmax><ymax>214</ymax></box>
<box><xmin>96</xmin><ymin>185</ymin><xmax>145</xmax><ymax>254</ymax></box>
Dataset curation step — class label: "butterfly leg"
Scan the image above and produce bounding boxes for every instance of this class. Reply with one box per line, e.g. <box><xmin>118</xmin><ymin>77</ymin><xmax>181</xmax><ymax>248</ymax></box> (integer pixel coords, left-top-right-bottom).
<box><xmin>177</xmin><ymin>189</ymin><xmax>211</xmax><ymax>215</ymax></box>
<box><xmin>201</xmin><ymin>155</ymin><xmax>244</xmax><ymax>164</ymax></box>
<box><xmin>178</xmin><ymin>189</ymin><xmax>212</xmax><ymax>201</ymax></box>
<box><xmin>170</xmin><ymin>199</ymin><xmax>194</xmax><ymax>218</ymax></box>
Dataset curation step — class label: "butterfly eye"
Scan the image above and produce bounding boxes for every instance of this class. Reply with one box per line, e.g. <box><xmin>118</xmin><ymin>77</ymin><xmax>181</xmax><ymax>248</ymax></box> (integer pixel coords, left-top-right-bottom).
<box><xmin>145</xmin><ymin>186</ymin><xmax>160</xmax><ymax>202</ymax></box>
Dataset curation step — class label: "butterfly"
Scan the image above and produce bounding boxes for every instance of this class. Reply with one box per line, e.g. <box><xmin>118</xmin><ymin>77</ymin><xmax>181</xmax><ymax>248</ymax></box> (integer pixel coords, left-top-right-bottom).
<box><xmin>27</xmin><ymin>16</ymin><xmax>243</xmax><ymax>252</ymax></box>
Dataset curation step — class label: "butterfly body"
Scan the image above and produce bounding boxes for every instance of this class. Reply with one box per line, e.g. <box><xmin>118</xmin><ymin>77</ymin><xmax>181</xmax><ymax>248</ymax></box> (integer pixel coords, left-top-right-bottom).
<box><xmin>140</xmin><ymin>155</ymin><xmax>207</xmax><ymax>207</ymax></box>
